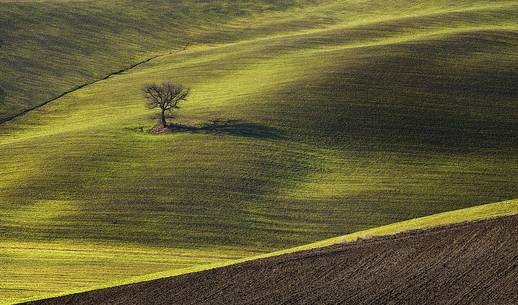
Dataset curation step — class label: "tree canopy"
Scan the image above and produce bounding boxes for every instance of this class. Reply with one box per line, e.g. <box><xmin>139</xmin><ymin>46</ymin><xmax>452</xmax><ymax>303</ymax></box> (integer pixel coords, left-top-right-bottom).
<box><xmin>143</xmin><ymin>82</ymin><xmax>189</xmax><ymax>127</ymax></box>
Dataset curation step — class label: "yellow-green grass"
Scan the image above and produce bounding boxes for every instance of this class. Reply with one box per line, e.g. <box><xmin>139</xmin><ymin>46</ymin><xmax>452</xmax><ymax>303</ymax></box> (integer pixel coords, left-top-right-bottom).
<box><xmin>2</xmin><ymin>0</ymin><xmax>516</xmax><ymax>120</ymax></box>
<box><xmin>0</xmin><ymin>0</ymin><xmax>323</xmax><ymax>120</ymax></box>
<box><xmin>0</xmin><ymin>241</ymin><xmax>254</xmax><ymax>304</ymax></box>
<box><xmin>1</xmin><ymin>0</ymin><xmax>518</xmax><ymax>302</ymax></box>
<box><xmin>12</xmin><ymin>198</ymin><xmax>518</xmax><ymax>305</ymax></box>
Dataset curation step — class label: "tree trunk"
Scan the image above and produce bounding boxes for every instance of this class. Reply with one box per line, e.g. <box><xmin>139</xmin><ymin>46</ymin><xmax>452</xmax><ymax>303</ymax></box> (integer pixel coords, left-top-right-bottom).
<box><xmin>160</xmin><ymin>109</ymin><xmax>167</xmax><ymax>127</ymax></box>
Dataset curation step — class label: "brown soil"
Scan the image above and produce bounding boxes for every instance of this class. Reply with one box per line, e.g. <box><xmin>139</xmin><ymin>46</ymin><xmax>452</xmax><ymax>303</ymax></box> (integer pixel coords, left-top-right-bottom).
<box><xmin>25</xmin><ymin>215</ymin><xmax>518</xmax><ymax>305</ymax></box>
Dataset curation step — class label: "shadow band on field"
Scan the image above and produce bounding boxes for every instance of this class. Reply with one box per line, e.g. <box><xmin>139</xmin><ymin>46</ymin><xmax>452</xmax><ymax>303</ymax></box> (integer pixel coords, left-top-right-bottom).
<box><xmin>166</xmin><ymin>120</ymin><xmax>285</xmax><ymax>139</ymax></box>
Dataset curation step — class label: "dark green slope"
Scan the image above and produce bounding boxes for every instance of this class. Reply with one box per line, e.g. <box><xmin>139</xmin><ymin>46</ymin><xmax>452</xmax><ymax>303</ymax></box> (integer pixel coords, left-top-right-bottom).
<box><xmin>0</xmin><ymin>0</ymin><xmax>319</xmax><ymax>121</ymax></box>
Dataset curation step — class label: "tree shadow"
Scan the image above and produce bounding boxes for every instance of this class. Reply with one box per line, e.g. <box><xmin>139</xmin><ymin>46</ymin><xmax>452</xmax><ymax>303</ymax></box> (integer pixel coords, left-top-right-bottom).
<box><xmin>167</xmin><ymin>119</ymin><xmax>285</xmax><ymax>140</ymax></box>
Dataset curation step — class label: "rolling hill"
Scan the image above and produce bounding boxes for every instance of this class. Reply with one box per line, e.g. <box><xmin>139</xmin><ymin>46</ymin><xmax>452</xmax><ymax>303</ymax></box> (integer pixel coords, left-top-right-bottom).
<box><xmin>0</xmin><ymin>0</ymin><xmax>319</xmax><ymax>121</ymax></box>
<box><xmin>23</xmin><ymin>216</ymin><xmax>518</xmax><ymax>305</ymax></box>
<box><xmin>18</xmin><ymin>199</ymin><xmax>518</xmax><ymax>304</ymax></box>
<box><xmin>1</xmin><ymin>0</ymin><xmax>518</xmax><ymax>303</ymax></box>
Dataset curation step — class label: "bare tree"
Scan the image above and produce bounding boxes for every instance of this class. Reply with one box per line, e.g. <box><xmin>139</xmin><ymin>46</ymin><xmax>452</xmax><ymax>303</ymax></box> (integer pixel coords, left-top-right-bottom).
<box><xmin>142</xmin><ymin>82</ymin><xmax>190</xmax><ymax>127</ymax></box>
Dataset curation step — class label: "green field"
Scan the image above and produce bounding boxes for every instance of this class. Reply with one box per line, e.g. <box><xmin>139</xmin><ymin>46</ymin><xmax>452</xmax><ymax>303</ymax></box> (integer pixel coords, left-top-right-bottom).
<box><xmin>14</xmin><ymin>198</ymin><xmax>518</xmax><ymax>304</ymax></box>
<box><xmin>0</xmin><ymin>0</ymin><xmax>317</xmax><ymax>121</ymax></box>
<box><xmin>1</xmin><ymin>0</ymin><xmax>518</xmax><ymax>303</ymax></box>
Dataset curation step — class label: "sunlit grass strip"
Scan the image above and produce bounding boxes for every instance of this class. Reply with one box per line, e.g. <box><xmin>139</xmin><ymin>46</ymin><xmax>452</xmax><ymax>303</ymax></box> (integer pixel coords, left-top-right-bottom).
<box><xmin>0</xmin><ymin>241</ymin><xmax>256</xmax><ymax>305</ymax></box>
<box><xmin>13</xmin><ymin>198</ymin><xmax>518</xmax><ymax>305</ymax></box>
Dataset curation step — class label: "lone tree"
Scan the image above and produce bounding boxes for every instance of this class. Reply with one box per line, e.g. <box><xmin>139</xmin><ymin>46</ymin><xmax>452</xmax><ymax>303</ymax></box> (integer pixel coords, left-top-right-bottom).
<box><xmin>143</xmin><ymin>82</ymin><xmax>190</xmax><ymax>127</ymax></box>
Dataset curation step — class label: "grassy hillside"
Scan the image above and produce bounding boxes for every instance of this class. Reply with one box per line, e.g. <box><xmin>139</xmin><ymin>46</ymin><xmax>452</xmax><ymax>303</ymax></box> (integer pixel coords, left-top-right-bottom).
<box><xmin>16</xmin><ymin>198</ymin><xmax>518</xmax><ymax>304</ymax></box>
<box><xmin>29</xmin><ymin>215</ymin><xmax>518</xmax><ymax>305</ymax></box>
<box><xmin>0</xmin><ymin>0</ymin><xmax>318</xmax><ymax>121</ymax></box>
<box><xmin>1</xmin><ymin>0</ymin><xmax>518</xmax><ymax>303</ymax></box>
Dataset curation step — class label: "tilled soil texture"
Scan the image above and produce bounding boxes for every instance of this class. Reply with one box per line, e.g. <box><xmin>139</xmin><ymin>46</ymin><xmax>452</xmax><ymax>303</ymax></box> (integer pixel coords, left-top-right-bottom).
<box><xmin>26</xmin><ymin>215</ymin><xmax>518</xmax><ymax>305</ymax></box>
